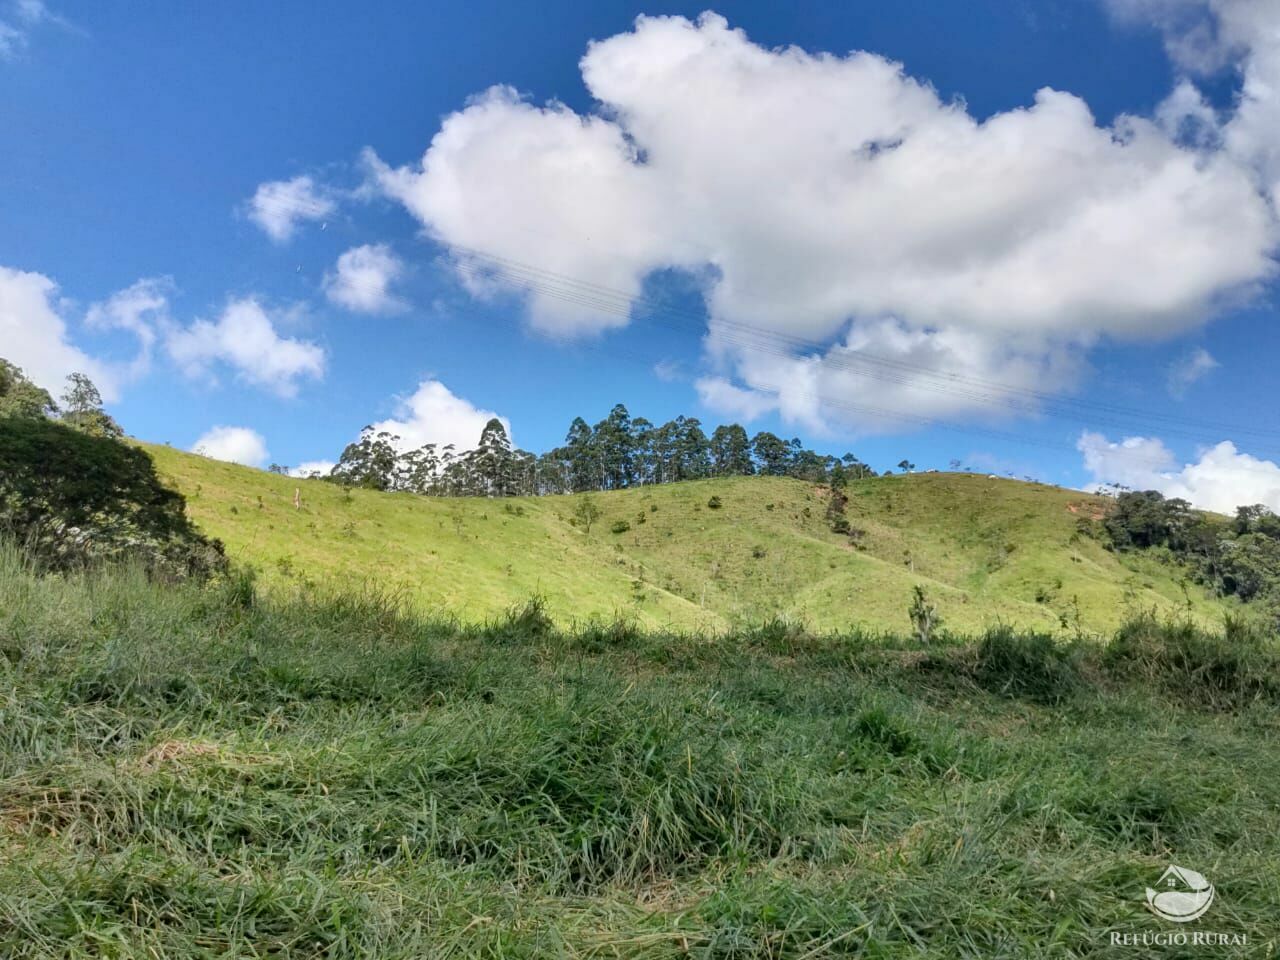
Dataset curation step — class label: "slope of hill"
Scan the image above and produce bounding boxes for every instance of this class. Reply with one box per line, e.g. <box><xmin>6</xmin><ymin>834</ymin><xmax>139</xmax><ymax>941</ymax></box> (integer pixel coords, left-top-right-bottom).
<box><xmin>4</xmin><ymin>549</ymin><xmax>1278</xmax><ymax>956</ymax></box>
<box><xmin>143</xmin><ymin>443</ymin><xmax>1233</xmax><ymax>634</ymax></box>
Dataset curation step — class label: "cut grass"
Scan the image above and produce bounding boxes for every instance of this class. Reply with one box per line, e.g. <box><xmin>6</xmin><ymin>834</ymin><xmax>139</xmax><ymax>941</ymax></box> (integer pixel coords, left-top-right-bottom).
<box><xmin>1</xmin><ymin>545</ymin><xmax>1278</xmax><ymax>956</ymax></box>
<box><xmin>143</xmin><ymin>444</ymin><xmax>1238</xmax><ymax>635</ymax></box>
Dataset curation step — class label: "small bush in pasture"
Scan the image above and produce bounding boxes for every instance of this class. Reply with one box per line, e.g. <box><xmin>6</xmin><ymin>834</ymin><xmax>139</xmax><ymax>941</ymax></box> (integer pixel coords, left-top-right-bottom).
<box><xmin>1105</xmin><ymin>611</ymin><xmax>1280</xmax><ymax>709</ymax></box>
<box><xmin>484</xmin><ymin>595</ymin><xmax>554</xmax><ymax>645</ymax></box>
<box><xmin>610</xmin><ymin>519</ymin><xmax>631</xmax><ymax>534</ymax></box>
<box><xmin>743</xmin><ymin>616</ymin><xmax>814</xmax><ymax>655</ymax></box>
<box><xmin>707</xmin><ymin>496</ymin><xmax>723</xmax><ymax>510</ymax></box>
<box><xmin>573</xmin><ymin>618</ymin><xmax>643</xmax><ymax>653</ymax></box>
<box><xmin>574</xmin><ymin>495</ymin><xmax>602</xmax><ymax>535</ymax></box>
<box><xmin>222</xmin><ymin>566</ymin><xmax>257</xmax><ymax>611</ymax></box>
<box><xmin>974</xmin><ymin>627</ymin><xmax>1082</xmax><ymax>704</ymax></box>
<box><xmin>908</xmin><ymin>585</ymin><xmax>941</xmax><ymax>644</ymax></box>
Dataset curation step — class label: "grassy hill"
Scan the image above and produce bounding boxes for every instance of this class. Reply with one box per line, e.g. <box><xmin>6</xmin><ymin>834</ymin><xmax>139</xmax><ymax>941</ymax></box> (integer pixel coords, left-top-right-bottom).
<box><xmin>3</xmin><ymin>547</ymin><xmax>1278</xmax><ymax>956</ymax></box>
<box><xmin>143</xmin><ymin>444</ymin><xmax>1233</xmax><ymax>635</ymax></box>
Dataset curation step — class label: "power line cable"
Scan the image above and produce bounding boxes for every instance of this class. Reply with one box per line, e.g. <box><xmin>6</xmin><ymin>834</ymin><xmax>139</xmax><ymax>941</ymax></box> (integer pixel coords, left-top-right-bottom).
<box><xmin>441</xmin><ymin>272</ymin><xmax>1280</xmax><ymax>485</ymax></box>
<box><xmin>448</xmin><ymin>245</ymin><xmax>1280</xmax><ymax>448</ymax></box>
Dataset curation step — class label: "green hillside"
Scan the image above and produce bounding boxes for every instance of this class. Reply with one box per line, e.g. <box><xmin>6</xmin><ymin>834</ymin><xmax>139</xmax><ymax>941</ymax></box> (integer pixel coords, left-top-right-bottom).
<box><xmin>143</xmin><ymin>444</ymin><xmax>1232</xmax><ymax>634</ymax></box>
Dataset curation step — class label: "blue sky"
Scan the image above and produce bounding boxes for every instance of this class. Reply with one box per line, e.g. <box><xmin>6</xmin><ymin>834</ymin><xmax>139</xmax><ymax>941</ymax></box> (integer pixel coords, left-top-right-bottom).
<box><xmin>4</xmin><ymin>0</ymin><xmax>1280</xmax><ymax>511</ymax></box>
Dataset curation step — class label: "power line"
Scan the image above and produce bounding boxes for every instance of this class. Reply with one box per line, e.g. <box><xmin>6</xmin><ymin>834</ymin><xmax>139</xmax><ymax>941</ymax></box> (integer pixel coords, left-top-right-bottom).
<box><xmin>440</xmin><ymin>266</ymin><xmax>1280</xmax><ymax>484</ymax></box>
<box><xmin>448</xmin><ymin>245</ymin><xmax>1280</xmax><ymax>453</ymax></box>
<box><xmin>435</xmin><ymin>248</ymin><xmax>1280</xmax><ymax>483</ymax></box>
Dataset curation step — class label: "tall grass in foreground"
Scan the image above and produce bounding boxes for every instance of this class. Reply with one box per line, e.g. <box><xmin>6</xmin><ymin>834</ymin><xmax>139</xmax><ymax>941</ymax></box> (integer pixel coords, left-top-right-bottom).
<box><xmin>1</xmin><ymin>544</ymin><xmax>1278</xmax><ymax>957</ymax></box>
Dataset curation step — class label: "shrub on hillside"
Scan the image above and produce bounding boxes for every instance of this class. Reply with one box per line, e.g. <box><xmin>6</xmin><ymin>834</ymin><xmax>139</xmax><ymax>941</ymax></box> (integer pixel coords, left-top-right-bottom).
<box><xmin>484</xmin><ymin>595</ymin><xmax>555</xmax><ymax>645</ymax></box>
<box><xmin>974</xmin><ymin>627</ymin><xmax>1083</xmax><ymax>704</ymax></box>
<box><xmin>908</xmin><ymin>585</ymin><xmax>941</xmax><ymax>644</ymax></box>
<box><xmin>573</xmin><ymin>617</ymin><xmax>643</xmax><ymax>653</ymax></box>
<box><xmin>0</xmin><ymin>416</ymin><xmax>225</xmax><ymax>579</ymax></box>
<box><xmin>1105</xmin><ymin>611</ymin><xmax>1280</xmax><ymax>709</ymax></box>
<box><xmin>743</xmin><ymin>616</ymin><xmax>814</xmax><ymax>655</ymax></box>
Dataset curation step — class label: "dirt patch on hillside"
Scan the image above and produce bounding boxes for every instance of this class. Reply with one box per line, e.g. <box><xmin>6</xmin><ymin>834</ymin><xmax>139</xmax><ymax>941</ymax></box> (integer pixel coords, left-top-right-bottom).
<box><xmin>1066</xmin><ymin>501</ymin><xmax>1106</xmax><ymax>521</ymax></box>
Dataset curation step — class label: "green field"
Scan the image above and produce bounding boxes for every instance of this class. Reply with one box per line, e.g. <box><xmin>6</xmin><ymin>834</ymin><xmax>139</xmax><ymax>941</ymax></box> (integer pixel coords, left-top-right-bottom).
<box><xmin>2</xmin><ymin>546</ymin><xmax>1277</xmax><ymax>957</ymax></box>
<box><xmin>144</xmin><ymin>444</ymin><xmax>1235</xmax><ymax>636</ymax></box>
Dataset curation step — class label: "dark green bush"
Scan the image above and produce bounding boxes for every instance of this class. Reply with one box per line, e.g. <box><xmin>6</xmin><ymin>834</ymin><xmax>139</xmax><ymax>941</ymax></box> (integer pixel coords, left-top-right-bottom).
<box><xmin>483</xmin><ymin>595</ymin><xmax>555</xmax><ymax>645</ymax></box>
<box><xmin>573</xmin><ymin>618</ymin><xmax>643</xmax><ymax>653</ymax></box>
<box><xmin>1105</xmin><ymin>611</ymin><xmax>1280</xmax><ymax>709</ymax></box>
<box><xmin>974</xmin><ymin>627</ymin><xmax>1083</xmax><ymax>704</ymax></box>
<box><xmin>0</xmin><ymin>417</ymin><xmax>225</xmax><ymax>579</ymax></box>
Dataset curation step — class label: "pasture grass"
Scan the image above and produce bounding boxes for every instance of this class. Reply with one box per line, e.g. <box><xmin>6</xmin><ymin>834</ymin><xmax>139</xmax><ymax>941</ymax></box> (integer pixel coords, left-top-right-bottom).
<box><xmin>143</xmin><ymin>443</ymin><xmax>1236</xmax><ymax>635</ymax></box>
<box><xmin>2</xmin><ymin>545</ymin><xmax>1278</xmax><ymax>957</ymax></box>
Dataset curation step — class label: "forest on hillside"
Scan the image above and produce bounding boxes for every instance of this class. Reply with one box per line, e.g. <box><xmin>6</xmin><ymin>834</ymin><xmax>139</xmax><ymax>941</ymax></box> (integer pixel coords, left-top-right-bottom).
<box><xmin>311</xmin><ymin>404</ymin><xmax>880</xmax><ymax>497</ymax></box>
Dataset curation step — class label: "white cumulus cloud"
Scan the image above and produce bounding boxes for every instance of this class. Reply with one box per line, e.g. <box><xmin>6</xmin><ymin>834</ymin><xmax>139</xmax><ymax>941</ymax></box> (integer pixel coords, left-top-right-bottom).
<box><xmin>166</xmin><ymin>297</ymin><xmax>325</xmax><ymax>397</ymax></box>
<box><xmin>0</xmin><ymin>265</ymin><xmax>118</xmax><ymax>399</ymax></box>
<box><xmin>84</xmin><ymin>277</ymin><xmax>171</xmax><ymax>380</ymax></box>
<box><xmin>191</xmin><ymin>426</ymin><xmax>270</xmax><ymax>467</ymax></box>
<box><xmin>694</xmin><ymin>375</ymin><xmax>778</xmax><ymax>423</ymax></box>
<box><xmin>323</xmin><ymin>243</ymin><xmax>405</xmax><ymax>313</ymax></box>
<box><xmin>371</xmin><ymin>379</ymin><xmax>510</xmax><ymax>453</ymax></box>
<box><xmin>1079</xmin><ymin>430</ymin><xmax>1280</xmax><ymax>514</ymax></box>
<box><xmin>365</xmin><ymin>12</ymin><xmax>1277</xmax><ymax>432</ymax></box>
<box><xmin>246</xmin><ymin>175</ymin><xmax>335</xmax><ymax>243</ymax></box>
<box><xmin>1108</xmin><ymin>0</ymin><xmax>1280</xmax><ymax>205</ymax></box>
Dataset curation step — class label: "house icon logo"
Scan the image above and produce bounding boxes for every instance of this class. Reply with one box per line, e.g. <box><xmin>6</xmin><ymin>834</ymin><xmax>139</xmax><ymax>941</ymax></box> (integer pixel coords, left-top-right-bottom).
<box><xmin>1146</xmin><ymin>865</ymin><xmax>1215</xmax><ymax>923</ymax></box>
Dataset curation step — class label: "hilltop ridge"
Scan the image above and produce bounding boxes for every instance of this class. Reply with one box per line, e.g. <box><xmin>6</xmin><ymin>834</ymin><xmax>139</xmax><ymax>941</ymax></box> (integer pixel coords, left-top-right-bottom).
<box><xmin>141</xmin><ymin>444</ymin><xmax>1233</xmax><ymax>634</ymax></box>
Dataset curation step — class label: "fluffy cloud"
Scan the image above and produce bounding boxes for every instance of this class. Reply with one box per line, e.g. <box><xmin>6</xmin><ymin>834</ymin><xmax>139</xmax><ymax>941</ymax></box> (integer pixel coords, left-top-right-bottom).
<box><xmin>1079</xmin><ymin>430</ymin><xmax>1280</xmax><ymax>514</ymax></box>
<box><xmin>694</xmin><ymin>375</ymin><xmax>777</xmax><ymax>423</ymax></box>
<box><xmin>0</xmin><ymin>265</ymin><xmax>117</xmax><ymax>399</ymax></box>
<box><xmin>166</xmin><ymin>297</ymin><xmax>325</xmax><ymax>397</ymax></box>
<box><xmin>246</xmin><ymin>175</ymin><xmax>335</xmax><ymax>243</ymax></box>
<box><xmin>323</xmin><ymin>243</ymin><xmax>405</xmax><ymax>313</ymax></box>
<box><xmin>1109</xmin><ymin>0</ymin><xmax>1280</xmax><ymax>205</ymax></box>
<box><xmin>84</xmin><ymin>277</ymin><xmax>171</xmax><ymax>380</ymax></box>
<box><xmin>371</xmin><ymin>379</ymin><xmax>509</xmax><ymax>453</ymax></box>
<box><xmin>365</xmin><ymin>12</ymin><xmax>1277</xmax><ymax>431</ymax></box>
<box><xmin>1166</xmin><ymin>346</ymin><xmax>1219</xmax><ymax>396</ymax></box>
<box><xmin>699</xmin><ymin>318</ymin><xmax>1083</xmax><ymax>431</ymax></box>
<box><xmin>289</xmin><ymin>459</ymin><xmax>335</xmax><ymax>478</ymax></box>
<box><xmin>191</xmin><ymin>426</ymin><xmax>269</xmax><ymax>467</ymax></box>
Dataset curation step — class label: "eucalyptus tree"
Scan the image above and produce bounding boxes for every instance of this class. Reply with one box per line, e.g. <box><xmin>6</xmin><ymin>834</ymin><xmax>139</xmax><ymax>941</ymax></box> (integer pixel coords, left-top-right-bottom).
<box><xmin>471</xmin><ymin>418</ymin><xmax>516</xmax><ymax>497</ymax></box>
<box><xmin>710</xmin><ymin>423</ymin><xmax>753</xmax><ymax>476</ymax></box>
<box><xmin>563</xmin><ymin>417</ymin><xmax>597</xmax><ymax>492</ymax></box>
<box><xmin>332</xmin><ymin>428</ymin><xmax>401</xmax><ymax>491</ymax></box>
<box><xmin>751</xmin><ymin>431</ymin><xmax>792</xmax><ymax>476</ymax></box>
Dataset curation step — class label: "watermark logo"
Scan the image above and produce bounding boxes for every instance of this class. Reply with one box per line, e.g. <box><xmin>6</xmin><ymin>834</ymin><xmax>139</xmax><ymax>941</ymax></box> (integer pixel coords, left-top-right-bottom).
<box><xmin>1146</xmin><ymin>865</ymin><xmax>1215</xmax><ymax>923</ymax></box>
<box><xmin>1110</xmin><ymin>865</ymin><xmax>1245</xmax><ymax>947</ymax></box>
